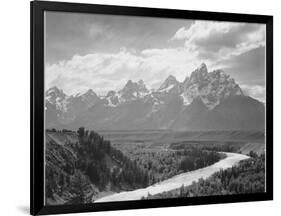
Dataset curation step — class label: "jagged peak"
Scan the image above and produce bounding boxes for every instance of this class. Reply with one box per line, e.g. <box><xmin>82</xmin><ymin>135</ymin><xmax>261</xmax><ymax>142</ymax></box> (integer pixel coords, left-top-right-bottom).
<box><xmin>48</xmin><ymin>86</ymin><xmax>60</xmax><ymax>91</ymax></box>
<box><xmin>73</xmin><ymin>89</ymin><xmax>98</xmax><ymax>98</ymax></box>
<box><xmin>125</xmin><ymin>79</ymin><xmax>146</xmax><ymax>86</ymax></box>
<box><xmin>106</xmin><ymin>90</ymin><xmax>116</xmax><ymax>97</ymax></box>
<box><xmin>193</xmin><ymin>63</ymin><xmax>208</xmax><ymax>75</ymax></box>
<box><xmin>182</xmin><ymin>64</ymin><xmax>207</xmax><ymax>85</ymax></box>
<box><xmin>199</xmin><ymin>62</ymin><xmax>207</xmax><ymax>70</ymax></box>
<box><xmin>166</xmin><ymin>75</ymin><xmax>177</xmax><ymax>81</ymax></box>
<box><xmin>122</xmin><ymin>79</ymin><xmax>148</xmax><ymax>91</ymax></box>
<box><xmin>126</xmin><ymin>80</ymin><xmax>133</xmax><ymax>85</ymax></box>
<box><xmin>137</xmin><ymin>79</ymin><xmax>148</xmax><ymax>90</ymax></box>
<box><xmin>181</xmin><ymin>64</ymin><xmax>245</xmax><ymax>109</ymax></box>
<box><xmin>158</xmin><ymin>75</ymin><xmax>179</xmax><ymax>91</ymax></box>
<box><xmin>86</xmin><ymin>89</ymin><xmax>94</xmax><ymax>93</ymax></box>
<box><xmin>121</xmin><ymin>80</ymin><xmax>135</xmax><ymax>91</ymax></box>
<box><xmin>189</xmin><ymin>63</ymin><xmax>209</xmax><ymax>83</ymax></box>
<box><xmin>46</xmin><ymin>86</ymin><xmax>60</xmax><ymax>93</ymax></box>
<box><xmin>82</xmin><ymin>89</ymin><xmax>97</xmax><ymax>97</ymax></box>
<box><xmin>46</xmin><ymin>86</ymin><xmax>65</xmax><ymax>96</ymax></box>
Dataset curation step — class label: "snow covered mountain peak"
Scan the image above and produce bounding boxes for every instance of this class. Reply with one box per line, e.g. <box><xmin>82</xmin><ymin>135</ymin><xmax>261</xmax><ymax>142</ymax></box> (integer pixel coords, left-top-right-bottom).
<box><xmin>77</xmin><ymin>89</ymin><xmax>100</xmax><ymax>108</ymax></box>
<box><xmin>118</xmin><ymin>79</ymin><xmax>149</xmax><ymax>100</ymax></box>
<box><xmin>158</xmin><ymin>75</ymin><xmax>179</xmax><ymax>91</ymax></box>
<box><xmin>45</xmin><ymin>86</ymin><xmax>70</xmax><ymax>114</ymax></box>
<box><xmin>189</xmin><ymin>62</ymin><xmax>208</xmax><ymax>83</ymax></box>
<box><xmin>46</xmin><ymin>86</ymin><xmax>64</xmax><ymax>96</ymax></box>
<box><xmin>84</xmin><ymin>89</ymin><xmax>96</xmax><ymax>95</ymax></box>
<box><xmin>46</xmin><ymin>86</ymin><xmax>67</xmax><ymax>104</ymax></box>
<box><xmin>181</xmin><ymin>64</ymin><xmax>244</xmax><ymax>109</ymax></box>
<box><xmin>199</xmin><ymin>62</ymin><xmax>207</xmax><ymax>71</ymax></box>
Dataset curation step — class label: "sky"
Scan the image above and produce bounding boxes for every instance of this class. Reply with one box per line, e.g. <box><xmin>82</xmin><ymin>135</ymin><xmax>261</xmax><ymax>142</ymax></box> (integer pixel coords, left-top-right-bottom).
<box><xmin>45</xmin><ymin>11</ymin><xmax>266</xmax><ymax>102</ymax></box>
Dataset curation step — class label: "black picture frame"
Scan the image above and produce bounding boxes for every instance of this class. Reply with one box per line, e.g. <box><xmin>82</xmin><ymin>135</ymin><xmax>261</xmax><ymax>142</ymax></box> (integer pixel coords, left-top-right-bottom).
<box><xmin>30</xmin><ymin>1</ymin><xmax>273</xmax><ymax>215</ymax></box>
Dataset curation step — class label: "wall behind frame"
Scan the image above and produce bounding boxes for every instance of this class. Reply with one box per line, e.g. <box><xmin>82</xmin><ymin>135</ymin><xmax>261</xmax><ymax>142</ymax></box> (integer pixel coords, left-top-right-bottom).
<box><xmin>0</xmin><ymin>0</ymin><xmax>279</xmax><ymax>215</ymax></box>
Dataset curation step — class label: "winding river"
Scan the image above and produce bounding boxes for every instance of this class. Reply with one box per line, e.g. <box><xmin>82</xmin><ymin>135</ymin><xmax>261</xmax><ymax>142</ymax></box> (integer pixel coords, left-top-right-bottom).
<box><xmin>94</xmin><ymin>152</ymin><xmax>249</xmax><ymax>203</ymax></box>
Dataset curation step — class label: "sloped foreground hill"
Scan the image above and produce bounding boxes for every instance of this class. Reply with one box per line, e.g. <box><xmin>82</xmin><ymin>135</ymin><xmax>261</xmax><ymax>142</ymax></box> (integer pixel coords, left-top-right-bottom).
<box><xmin>45</xmin><ymin>129</ymin><xmax>149</xmax><ymax>205</ymax></box>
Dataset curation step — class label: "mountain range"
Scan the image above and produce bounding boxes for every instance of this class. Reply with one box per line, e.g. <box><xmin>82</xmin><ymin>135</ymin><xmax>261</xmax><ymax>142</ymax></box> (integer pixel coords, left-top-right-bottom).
<box><xmin>45</xmin><ymin>63</ymin><xmax>265</xmax><ymax>131</ymax></box>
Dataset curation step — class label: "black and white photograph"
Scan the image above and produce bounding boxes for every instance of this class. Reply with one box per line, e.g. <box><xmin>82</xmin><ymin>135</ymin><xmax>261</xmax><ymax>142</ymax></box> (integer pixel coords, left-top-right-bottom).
<box><xmin>44</xmin><ymin>11</ymin><xmax>267</xmax><ymax>205</ymax></box>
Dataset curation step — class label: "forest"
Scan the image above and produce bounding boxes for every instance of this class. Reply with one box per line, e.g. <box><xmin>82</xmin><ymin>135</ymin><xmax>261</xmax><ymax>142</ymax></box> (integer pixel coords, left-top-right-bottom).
<box><xmin>143</xmin><ymin>152</ymin><xmax>265</xmax><ymax>199</ymax></box>
<box><xmin>45</xmin><ymin>128</ymin><xmax>226</xmax><ymax>204</ymax></box>
<box><xmin>169</xmin><ymin>140</ymin><xmax>246</xmax><ymax>153</ymax></box>
<box><xmin>121</xmin><ymin>146</ymin><xmax>224</xmax><ymax>183</ymax></box>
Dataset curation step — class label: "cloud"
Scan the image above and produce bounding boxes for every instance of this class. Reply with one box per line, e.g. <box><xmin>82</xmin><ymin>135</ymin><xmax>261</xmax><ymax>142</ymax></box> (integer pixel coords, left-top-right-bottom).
<box><xmin>46</xmin><ymin>50</ymin><xmax>143</xmax><ymax>95</ymax></box>
<box><xmin>172</xmin><ymin>21</ymin><xmax>240</xmax><ymax>42</ymax></box>
<box><xmin>45</xmin><ymin>11</ymin><xmax>193</xmax><ymax>64</ymax></box>
<box><xmin>46</xmin><ymin>46</ymin><xmax>208</xmax><ymax>95</ymax></box>
<box><xmin>46</xmin><ymin>19</ymin><xmax>266</xmax><ymax>101</ymax></box>
<box><xmin>241</xmin><ymin>84</ymin><xmax>265</xmax><ymax>102</ymax></box>
<box><xmin>171</xmin><ymin>21</ymin><xmax>265</xmax><ymax>63</ymax></box>
<box><xmin>220</xmin><ymin>46</ymin><xmax>265</xmax><ymax>86</ymax></box>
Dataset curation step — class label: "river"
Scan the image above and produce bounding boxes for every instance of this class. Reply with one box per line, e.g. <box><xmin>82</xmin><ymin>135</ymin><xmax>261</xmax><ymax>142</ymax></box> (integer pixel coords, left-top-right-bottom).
<box><xmin>94</xmin><ymin>152</ymin><xmax>249</xmax><ymax>202</ymax></box>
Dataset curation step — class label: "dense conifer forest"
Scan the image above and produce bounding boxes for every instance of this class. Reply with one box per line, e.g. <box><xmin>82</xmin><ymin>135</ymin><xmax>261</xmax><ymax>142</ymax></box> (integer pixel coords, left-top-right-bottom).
<box><xmin>120</xmin><ymin>146</ymin><xmax>224</xmax><ymax>183</ymax></box>
<box><xmin>142</xmin><ymin>152</ymin><xmax>265</xmax><ymax>199</ymax></box>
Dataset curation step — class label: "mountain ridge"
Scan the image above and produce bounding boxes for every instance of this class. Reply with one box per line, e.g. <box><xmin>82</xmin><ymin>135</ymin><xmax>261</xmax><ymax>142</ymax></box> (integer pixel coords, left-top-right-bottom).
<box><xmin>45</xmin><ymin>63</ymin><xmax>265</xmax><ymax>131</ymax></box>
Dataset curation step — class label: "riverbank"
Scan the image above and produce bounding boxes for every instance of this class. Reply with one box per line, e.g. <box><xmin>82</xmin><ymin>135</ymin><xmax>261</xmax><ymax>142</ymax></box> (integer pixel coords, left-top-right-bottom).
<box><xmin>94</xmin><ymin>152</ymin><xmax>249</xmax><ymax>202</ymax></box>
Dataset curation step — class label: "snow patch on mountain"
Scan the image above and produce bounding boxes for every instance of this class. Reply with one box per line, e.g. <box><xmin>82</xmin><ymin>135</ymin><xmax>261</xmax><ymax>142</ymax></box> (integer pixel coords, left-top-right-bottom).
<box><xmin>158</xmin><ymin>84</ymin><xmax>175</xmax><ymax>93</ymax></box>
<box><xmin>180</xmin><ymin>93</ymin><xmax>191</xmax><ymax>106</ymax></box>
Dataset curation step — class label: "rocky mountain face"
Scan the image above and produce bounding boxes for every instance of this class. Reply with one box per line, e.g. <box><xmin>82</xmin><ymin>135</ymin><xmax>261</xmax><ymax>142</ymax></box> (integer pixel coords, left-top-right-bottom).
<box><xmin>103</xmin><ymin>79</ymin><xmax>150</xmax><ymax>107</ymax></box>
<box><xmin>46</xmin><ymin>63</ymin><xmax>265</xmax><ymax>131</ymax></box>
<box><xmin>181</xmin><ymin>63</ymin><xmax>243</xmax><ymax>109</ymax></box>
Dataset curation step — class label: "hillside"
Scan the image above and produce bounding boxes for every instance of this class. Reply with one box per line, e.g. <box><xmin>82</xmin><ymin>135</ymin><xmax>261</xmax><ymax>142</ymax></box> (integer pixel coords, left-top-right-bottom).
<box><xmin>45</xmin><ymin>129</ymin><xmax>149</xmax><ymax>205</ymax></box>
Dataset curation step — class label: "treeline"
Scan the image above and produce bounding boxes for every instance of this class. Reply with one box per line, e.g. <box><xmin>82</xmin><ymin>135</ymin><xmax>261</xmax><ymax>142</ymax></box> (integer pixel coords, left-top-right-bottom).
<box><xmin>46</xmin><ymin>128</ymin><xmax>74</xmax><ymax>133</ymax></box>
<box><xmin>143</xmin><ymin>153</ymin><xmax>265</xmax><ymax>199</ymax></box>
<box><xmin>117</xmin><ymin>142</ymin><xmax>224</xmax><ymax>184</ymax></box>
<box><xmin>178</xmin><ymin>149</ymin><xmax>223</xmax><ymax>172</ymax></box>
<box><xmin>45</xmin><ymin>127</ymin><xmax>149</xmax><ymax>205</ymax></box>
<box><xmin>169</xmin><ymin>140</ymin><xmax>245</xmax><ymax>153</ymax></box>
